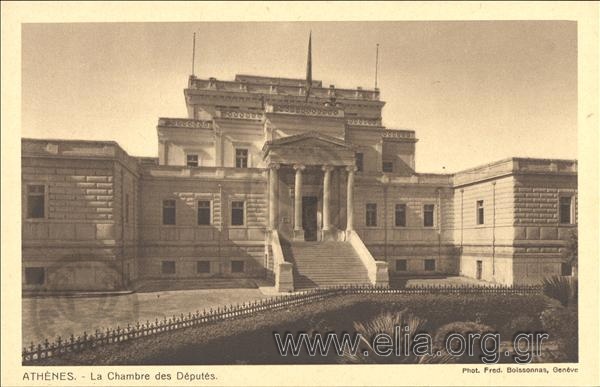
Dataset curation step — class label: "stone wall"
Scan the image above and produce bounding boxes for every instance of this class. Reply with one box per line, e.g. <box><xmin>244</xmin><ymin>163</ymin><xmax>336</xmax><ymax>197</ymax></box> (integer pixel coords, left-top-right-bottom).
<box><xmin>21</xmin><ymin>139</ymin><xmax>139</xmax><ymax>291</ymax></box>
<box><xmin>512</xmin><ymin>173</ymin><xmax>578</xmax><ymax>284</ymax></box>
<box><xmin>356</xmin><ymin>178</ymin><xmax>458</xmax><ymax>275</ymax></box>
<box><xmin>137</xmin><ymin>171</ymin><xmax>268</xmax><ymax>280</ymax></box>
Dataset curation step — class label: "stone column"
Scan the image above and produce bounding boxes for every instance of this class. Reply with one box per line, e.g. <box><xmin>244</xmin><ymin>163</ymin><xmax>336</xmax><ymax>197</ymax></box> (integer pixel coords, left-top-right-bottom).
<box><xmin>322</xmin><ymin>165</ymin><xmax>334</xmax><ymax>238</ymax></box>
<box><xmin>293</xmin><ymin>164</ymin><xmax>306</xmax><ymax>240</ymax></box>
<box><xmin>346</xmin><ymin>166</ymin><xmax>356</xmax><ymax>233</ymax></box>
<box><xmin>268</xmin><ymin>163</ymin><xmax>280</xmax><ymax>230</ymax></box>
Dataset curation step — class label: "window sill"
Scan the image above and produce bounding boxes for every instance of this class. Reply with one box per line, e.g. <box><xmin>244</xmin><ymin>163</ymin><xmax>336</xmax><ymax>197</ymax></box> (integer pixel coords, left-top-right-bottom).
<box><xmin>24</xmin><ymin>218</ymin><xmax>48</xmax><ymax>222</ymax></box>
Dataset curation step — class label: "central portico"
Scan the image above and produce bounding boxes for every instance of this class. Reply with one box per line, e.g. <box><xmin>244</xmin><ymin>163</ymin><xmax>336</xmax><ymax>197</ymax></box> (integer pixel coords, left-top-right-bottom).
<box><xmin>263</xmin><ymin>131</ymin><xmax>357</xmax><ymax>242</ymax></box>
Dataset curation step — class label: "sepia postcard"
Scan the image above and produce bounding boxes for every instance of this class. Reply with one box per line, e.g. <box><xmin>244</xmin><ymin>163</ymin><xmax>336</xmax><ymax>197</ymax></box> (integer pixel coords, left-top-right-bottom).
<box><xmin>1</xmin><ymin>2</ymin><xmax>599</xmax><ymax>386</ymax></box>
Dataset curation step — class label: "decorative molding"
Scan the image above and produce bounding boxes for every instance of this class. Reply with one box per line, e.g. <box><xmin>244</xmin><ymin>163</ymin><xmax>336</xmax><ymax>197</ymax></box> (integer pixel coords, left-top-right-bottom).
<box><xmin>218</xmin><ymin>110</ymin><xmax>263</xmax><ymax>121</ymax></box>
<box><xmin>267</xmin><ymin>103</ymin><xmax>343</xmax><ymax>117</ymax></box>
<box><xmin>347</xmin><ymin>118</ymin><xmax>382</xmax><ymax>127</ymax></box>
<box><xmin>382</xmin><ymin>129</ymin><xmax>416</xmax><ymax>139</ymax></box>
<box><xmin>157</xmin><ymin>118</ymin><xmax>212</xmax><ymax>129</ymax></box>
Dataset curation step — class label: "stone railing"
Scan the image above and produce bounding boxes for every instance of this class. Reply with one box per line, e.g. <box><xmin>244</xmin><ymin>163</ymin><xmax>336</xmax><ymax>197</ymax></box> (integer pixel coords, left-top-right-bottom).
<box><xmin>189</xmin><ymin>77</ymin><xmax>380</xmax><ymax>101</ymax></box>
<box><xmin>346</xmin><ymin>230</ymin><xmax>389</xmax><ymax>287</ymax></box>
<box><xmin>157</xmin><ymin>118</ymin><xmax>212</xmax><ymax>129</ymax></box>
<box><xmin>216</xmin><ymin>110</ymin><xmax>263</xmax><ymax>120</ymax></box>
<box><xmin>266</xmin><ymin>103</ymin><xmax>344</xmax><ymax>117</ymax></box>
<box><xmin>382</xmin><ymin>129</ymin><xmax>416</xmax><ymax>140</ymax></box>
<box><xmin>346</xmin><ymin>118</ymin><xmax>383</xmax><ymax>127</ymax></box>
<box><xmin>270</xmin><ymin>230</ymin><xmax>294</xmax><ymax>292</ymax></box>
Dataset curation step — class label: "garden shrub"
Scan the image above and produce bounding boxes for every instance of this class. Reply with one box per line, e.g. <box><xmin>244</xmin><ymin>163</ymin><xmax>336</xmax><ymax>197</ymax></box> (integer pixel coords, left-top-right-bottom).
<box><xmin>540</xmin><ymin>306</ymin><xmax>578</xmax><ymax>362</ymax></box>
<box><xmin>542</xmin><ymin>276</ymin><xmax>577</xmax><ymax>307</ymax></box>
<box><xmin>341</xmin><ymin>310</ymin><xmax>451</xmax><ymax>364</ymax></box>
<box><xmin>433</xmin><ymin>321</ymin><xmax>497</xmax><ymax>363</ymax></box>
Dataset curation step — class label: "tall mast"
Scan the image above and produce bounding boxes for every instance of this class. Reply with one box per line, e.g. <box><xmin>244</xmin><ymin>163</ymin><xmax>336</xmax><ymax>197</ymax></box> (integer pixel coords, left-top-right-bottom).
<box><xmin>375</xmin><ymin>43</ymin><xmax>379</xmax><ymax>89</ymax></box>
<box><xmin>192</xmin><ymin>32</ymin><xmax>196</xmax><ymax>76</ymax></box>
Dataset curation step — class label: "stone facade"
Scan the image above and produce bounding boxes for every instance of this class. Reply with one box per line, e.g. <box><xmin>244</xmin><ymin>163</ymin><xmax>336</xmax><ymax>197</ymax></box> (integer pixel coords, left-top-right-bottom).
<box><xmin>21</xmin><ymin>74</ymin><xmax>577</xmax><ymax>291</ymax></box>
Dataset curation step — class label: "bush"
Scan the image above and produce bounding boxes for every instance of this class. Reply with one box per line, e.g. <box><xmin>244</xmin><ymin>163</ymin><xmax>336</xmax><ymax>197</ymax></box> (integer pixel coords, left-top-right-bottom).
<box><xmin>433</xmin><ymin>321</ymin><xmax>497</xmax><ymax>363</ymax></box>
<box><xmin>503</xmin><ymin>315</ymin><xmax>540</xmax><ymax>338</ymax></box>
<box><xmin>540</xmin><ymin>306</ymin><xmax>578</xmax><ymax>362</ymax></box>
<box><xmin>341</xmin><ymin>310</ymin><xmax>451</xmax><ymax>364</ymax></box>
<box><xmin>542</xmin><ymin>276</ymin><xmax>577</xmax><ymax>307</ymax></box>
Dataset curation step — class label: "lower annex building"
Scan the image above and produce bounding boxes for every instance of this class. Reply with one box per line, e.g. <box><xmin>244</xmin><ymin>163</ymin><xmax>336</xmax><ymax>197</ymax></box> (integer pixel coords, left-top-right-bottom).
<box><xmin>21</xmin><ymin>72</ymin><xmax>578</xmax><ymax>292</ymax></box>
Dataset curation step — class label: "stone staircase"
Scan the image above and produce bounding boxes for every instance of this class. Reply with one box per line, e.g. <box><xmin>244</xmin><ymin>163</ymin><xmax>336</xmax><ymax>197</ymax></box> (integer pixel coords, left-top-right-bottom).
<box><xmin>281</xmin><ymin>241</ymin><xmax>372</xmax><ymax>289</ymax></box>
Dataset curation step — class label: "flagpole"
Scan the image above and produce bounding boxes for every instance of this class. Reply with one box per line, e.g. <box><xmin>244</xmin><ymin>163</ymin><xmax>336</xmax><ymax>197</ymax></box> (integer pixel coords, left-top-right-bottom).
<box><xmin>305</xmin><ymin>32</ymin><xmax>312</xmax><ymax>103</ymax></box>
<box><xmin>375</xmin><ymin>43</ymin><xmax>379</xmax><ymax>89</ymax></box>
<box><xmin>192</xmin><ymin>32</ymin><xmax>196</xmax><ymax>76</ymax></box>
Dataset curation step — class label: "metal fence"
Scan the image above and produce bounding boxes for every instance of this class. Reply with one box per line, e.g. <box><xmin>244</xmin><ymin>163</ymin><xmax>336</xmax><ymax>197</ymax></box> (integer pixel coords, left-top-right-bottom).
<box><xmin>22</xmin><ymin>283</ymin><xmax>543</xmax><ymax>363</ymax></box>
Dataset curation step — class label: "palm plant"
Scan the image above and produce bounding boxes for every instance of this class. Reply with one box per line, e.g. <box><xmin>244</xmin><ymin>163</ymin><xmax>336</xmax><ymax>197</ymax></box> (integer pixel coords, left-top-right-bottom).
<box><xmin>341</xmin><ymin>309</ymin><xmax>452</xmax><ymax>364</ymax></box>
<box><xmin>542</xmin><ymin>275</ymin><xmax>578</xmax><ymax>307</ymax></box>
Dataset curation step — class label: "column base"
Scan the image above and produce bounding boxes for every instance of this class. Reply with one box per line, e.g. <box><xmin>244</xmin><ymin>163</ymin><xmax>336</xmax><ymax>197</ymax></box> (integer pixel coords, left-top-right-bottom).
<box><xmin>321</xmin><ymin>228</ymin><xmax>338</xmax><ymax>241</ymax></box>
<box><xmin>293</xmin><ymin>229</ymin><xmax>305</xmax><ymax>241</ymax></box>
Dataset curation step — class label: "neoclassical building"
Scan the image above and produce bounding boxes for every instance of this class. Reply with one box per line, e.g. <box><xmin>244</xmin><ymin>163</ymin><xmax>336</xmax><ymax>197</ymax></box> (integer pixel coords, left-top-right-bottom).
<box><xmin>21</xmin><ymin>72</ymin><xmax>578</xmax><ymax>292</ymax></box>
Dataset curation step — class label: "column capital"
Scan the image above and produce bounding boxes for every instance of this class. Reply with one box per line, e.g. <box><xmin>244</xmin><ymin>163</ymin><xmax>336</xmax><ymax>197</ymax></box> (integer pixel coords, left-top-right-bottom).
<box><xmin>346</xmin><ymin>165</ymin><xmax>357</xmax><ymax>173</ymax></box>
<box><xmin>293</xmin><ymin>164</ymin><xmax>306</xmax><ymax>171</ymax></box>
<box><xmin>268</xmin><ymin>162</ymin><xmax>281</xmax><ymax>170</ymax></box>
<box><xmin>322</xmin><ymin>165</ymin><xmax>335</xmax><ymax>172</ymax></box>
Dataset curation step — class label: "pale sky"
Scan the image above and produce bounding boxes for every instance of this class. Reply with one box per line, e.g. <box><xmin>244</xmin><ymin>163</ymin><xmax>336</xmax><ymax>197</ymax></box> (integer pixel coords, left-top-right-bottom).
<box><xmin>22</xmin><ymin>21</ymin><xmax>577</xmax><ymax>173</ymax></box>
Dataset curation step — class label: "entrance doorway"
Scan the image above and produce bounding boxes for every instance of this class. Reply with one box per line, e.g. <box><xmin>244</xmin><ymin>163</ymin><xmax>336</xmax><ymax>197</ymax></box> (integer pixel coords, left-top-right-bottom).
<box><xmin>302</xmin><ymin>196</ymin><xmax>318</xmax><ymax>241</ymax></box>
<box><xmin>476</xmin><ymin>260</ymin><xmax>483</xmax><ymax>280</ymax></box>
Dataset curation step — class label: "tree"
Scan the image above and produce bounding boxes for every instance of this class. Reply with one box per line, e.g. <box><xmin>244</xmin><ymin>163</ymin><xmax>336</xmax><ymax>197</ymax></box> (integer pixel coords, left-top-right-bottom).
<box><xmin>563</xmin><ymin>229</ymin><xmax>578</xmax><ymax>277</ymax></box>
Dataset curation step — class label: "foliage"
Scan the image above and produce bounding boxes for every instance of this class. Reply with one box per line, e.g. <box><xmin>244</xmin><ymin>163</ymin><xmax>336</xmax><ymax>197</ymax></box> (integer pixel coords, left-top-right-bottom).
<box><xmin>542</xmin><ymin>275</ymin><xmax>578</xmax><ymax>307</ymax></box>
<box><xmin>540</xmin><ymin>305</ymin><xmax>578</xmax><ymax>362</ymax></box>
<box><xmin>503</xmin><ymin>315</ymin><xmax>538</xmax><ymax>337</ymax></box>
<box><xmin>32</xmin><ymin>292</ymin><xmax>550</xmax><ymax>365</ymax></box>
<box><xmin>432</xmin><ymin>321</ymin><xmax>497</xmax><ymax>363</ymax></box>
<box><xmin>341</xmin><ymin>310</ymin><xmax>451</xmax><ymax>364</ymax></box>
<box><xmin>375</xmin><ymin>294</ymin><xmax>547</xmax><ymax>336</ymax></box>
<box><xmin>563</xmin><ymin>229</ymin><xmax>578</xmax><ymax>269</ymax></box>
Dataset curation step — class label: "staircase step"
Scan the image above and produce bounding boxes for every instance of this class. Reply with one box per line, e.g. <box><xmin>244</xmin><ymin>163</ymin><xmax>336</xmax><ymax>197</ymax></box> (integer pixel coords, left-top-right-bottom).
<box><xmin>281</xmin><ymin>241</ymin><xmax>371</xmax><ymax>290</ymax></box>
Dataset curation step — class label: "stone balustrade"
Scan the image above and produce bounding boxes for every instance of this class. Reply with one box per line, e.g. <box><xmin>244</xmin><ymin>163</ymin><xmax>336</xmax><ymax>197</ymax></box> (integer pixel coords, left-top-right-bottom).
<box><xmin>266</xmin><ymin>103</ymin><xmax>344</xmax><ymax>117</ymax></box>
<box><xmin>382</xmin><ymin>128</ymin><xmax>416</xmax><ymax>139</ymax></box>
<box><xmin>217</xmin><ymin>110</ymin><xmax>264</xmax><ymax>120</ymax></box>
<box><xmin>157</xmin><ymin>118</ymin><xmax>212</xmax><ymax>129</ymax></box>
<box><xmin>188</xmin><ymin>76</ymin><xmax>380</xmax><ymax>101</ymax></box>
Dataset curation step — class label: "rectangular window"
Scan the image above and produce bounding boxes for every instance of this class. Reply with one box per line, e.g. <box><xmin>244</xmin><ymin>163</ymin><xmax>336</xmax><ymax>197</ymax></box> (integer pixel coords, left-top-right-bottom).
<box><xmin>197</xmin><ymin>200</ymin><xmax>211</xmax><ymax>225</ymax></box>
<box><xmin>231</xmin><ymin>260</ymin><xmax>245</xmax><ymax>273</ymax></box>
<box><xmin>25</xmin><ymin>267</ymin><xmax>45</xmax><ymax>285</ymax></box>
<box><xmin>396</xmin><ymin>260</ymin><xmax>407</xmax><ymax>271</ymax></box>
<box><xmin>125</xmin><ymin>193</ymin><xmax>130</xmax><ymax>224</ymax></box>
<box><xmin>186</xmin><ymin>154</ymin><xmax>199</xmax><ymax>167</ymax></box>
<box><xmin>27</xmin><ymin>185</ymin><xmax>45</xmax><ymax>219</ymax></box>
<box><xmin>559</xmin><ymin>196</ymin><xmax>572</xmax><ymax>224</ymax></box>
<box><xmin>162</xmin><ymin>199</ymin><xmax>176</xmax><ymax>225</ymax></box>
<box><xmin>423</xmin><ymin>204</ymin><xmax>435</xmax><ymax>227</ymax></box>
<box><xmin>476</xmin><ymin>200</ymin><xmax>484</xmax><ymax>225</ymax></box>
<box><xmin>235</xmin><ymin>148</ymin><xmax>248</xmax><ymax>168</ymax></box>
<box><xmin>161</xmin><ymin>261</ymin><xmax>176</xmax><ymax>274</ymax></box>
<box><xmin>424</xmin><ymin>259</ymin><xmax>436</xmax><ymax>271</ymax></box>
<box><xmin>355</xmin><ymin>153</ymin><xmax>364</xmax><ymax>172</ymax></box>
<box><xmin>395</xmin><ymin>204</ymin><xmax>407</xmax><ymax>227</ymax></box>
<box><xmin>197</xmin><ymin>261</ymin><xmax>210</xmax><ymax>274</ymax></box>
<box><xmin>366</xmin><ymin>203</ymin><xmax>377</xmax><ymax>227</ymax></box>
<box><xmin>382</xmin><ymin>161</ymin><xmax>393</xmax><ymax>173</ymax></box>
<box><xmin>231</xmin><ymin>201</ymin><xmax>245</xmax><ymax>226</ymax></box>
<box><xmin>560</xmin><ymin>262</ymin><xmax>572</xmax><ymax>276</ymax></box>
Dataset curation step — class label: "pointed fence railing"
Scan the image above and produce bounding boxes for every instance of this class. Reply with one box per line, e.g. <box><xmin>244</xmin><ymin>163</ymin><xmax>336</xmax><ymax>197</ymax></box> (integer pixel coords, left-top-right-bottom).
<box><xmin>22</xmin><ymin>283</ymin><xmax>542</xmax><ymax>363</ymax></box>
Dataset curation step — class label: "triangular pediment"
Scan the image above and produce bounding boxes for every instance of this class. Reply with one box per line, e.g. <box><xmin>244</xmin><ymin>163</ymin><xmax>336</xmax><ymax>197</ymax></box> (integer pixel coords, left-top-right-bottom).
<box><xmin>263</xmin><ymin>131</ymin><xmax>356</xmax><ymax>166</ymax></box>
<box><xmin>265</xmin><ymin>131</ymin><xmax>353</xmax><ymax>150</ymax></box>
